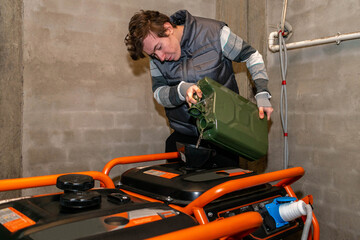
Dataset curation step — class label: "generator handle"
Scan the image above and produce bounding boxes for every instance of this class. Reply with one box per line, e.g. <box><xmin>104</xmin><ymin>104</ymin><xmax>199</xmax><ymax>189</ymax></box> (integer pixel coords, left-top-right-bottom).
<box><xmin>102</xmin><ymin>152</ymin><xmax>180</xmax><ymax>176</ymax></box>
<box><xmin>0</xmin><ymin>171</ymin><xmax>115</xmax><ymax>192</ymax></box>
<box><xmin>146</xmin><ymin>211</ymin><xmax>262</xmax><ymax>240</ymax></box>
<box><xmin>176</xmin><ymin>167</ymin><xmax>305</xmax><ymax>215</ymax></box>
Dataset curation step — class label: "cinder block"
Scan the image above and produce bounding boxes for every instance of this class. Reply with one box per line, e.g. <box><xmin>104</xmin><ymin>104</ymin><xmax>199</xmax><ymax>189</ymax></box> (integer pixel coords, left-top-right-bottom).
<box><xmin>68</xmin><ymin>145</ymin><xmax>113</xmax><ymax>164</ymax></box>
<box><xmin>24</xmin><ymin>112</ymin><xmax>72</xmax><ymax>130</ymax></box>
<box><xmin>62</xmin><ymin>130</ymin><xmax>82</xmax><ymax>146</ymax></box>
<box><xmin>26</xmin><ymin>147</ymin><xmax>67</xmax><ymax>165</ymax></box>
<box><xmin>141</xmin><ymin>127</ymin><xmax>170</xmax><ymax>143</ymax></box>
<box><xmin>44</xmin><ymin>160</ymin><xmax>91</xmax><ymax>175</ymax></box>
<box><xmin>45</xmin><ymin>0</ymin><xmax>82</xmax><ymax>15</ymax></box>
<box><xmin>83</xmin><ymin>129</ymin><xmax>124</xmax><ymax>144</ymax></box>
<box><xmin>72</xmin><ymin>112</ymin><xmax>114</xmax><ymax>128</ymax></box>
<box><xmin>110</xmin><ymin>143</ymin><xmax>150</xmax><ymax>158</ymax></box>
<box><xmin>115</xmin><ymin>113</ymin><xmax>149</xmax><ymax>127</ymax></box>
<box><xmin>122</xmin><ymin>128</ymin><xmax>141</xmax><ymax>143</ymax></box>
<box><xmin>24</xmin><ymin>130</ymin><xmax>49</xmax><ymax>148</ymax></box>
<box><xmin>149</xmin><ymin>142</ymin><xmax>168</xmax><ymax>154</ymax></box>
<box><xmin>95</xmin><ymin>96</ymin><xmax>137</xmax><ymax>112</ymax></box>
<box><xmin>150</xmin><ymin>113</ymin><xmax>169</xmax><ymax>127</ymax></box>
<box><xmin>81</xmin><ymin>1</ymin><xmax>124</xmax><ymax>20</ymax></box>
<box><xmin>26</xmin><ymin>129</ymin><xmax>82</xmax><ymax>149</ymax></box>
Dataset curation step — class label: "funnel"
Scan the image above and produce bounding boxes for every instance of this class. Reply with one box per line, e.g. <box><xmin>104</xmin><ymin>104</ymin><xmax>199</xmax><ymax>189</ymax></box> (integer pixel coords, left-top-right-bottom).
<box><xmin>176</xmin><ymin>142</ymin><xmax>216</xmax><ymax>170</ymax></box>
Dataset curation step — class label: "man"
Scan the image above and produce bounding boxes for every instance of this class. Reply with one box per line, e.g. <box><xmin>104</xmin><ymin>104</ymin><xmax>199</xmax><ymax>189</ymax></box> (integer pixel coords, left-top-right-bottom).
<box><xmin>125</xmin><ymin>10</ymin><xmax>273</xmax><ymax>166</ymax></box>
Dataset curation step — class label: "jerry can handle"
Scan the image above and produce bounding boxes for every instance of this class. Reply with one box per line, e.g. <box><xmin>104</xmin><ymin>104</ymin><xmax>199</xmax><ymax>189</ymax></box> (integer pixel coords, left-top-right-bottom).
<box><xmin>188</xmin><ymin>93</ymin><xmax>205</xmax><ymax>117</ymax></box>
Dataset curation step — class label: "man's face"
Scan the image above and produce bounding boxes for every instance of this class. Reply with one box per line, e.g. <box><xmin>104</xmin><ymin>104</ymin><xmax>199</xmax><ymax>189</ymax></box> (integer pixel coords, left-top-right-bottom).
<box><xmin>142</xmin><ymin>23</ymin><xmax>181</xmax><ymax>62</ymax></box>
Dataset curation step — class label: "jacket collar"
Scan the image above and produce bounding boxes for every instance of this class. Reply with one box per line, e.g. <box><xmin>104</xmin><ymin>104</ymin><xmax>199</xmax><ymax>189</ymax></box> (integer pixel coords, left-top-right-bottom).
<box><xmin>170</xmin><ymin>10</ymin><xmax>196</xmax><ymax>56</ymax></box>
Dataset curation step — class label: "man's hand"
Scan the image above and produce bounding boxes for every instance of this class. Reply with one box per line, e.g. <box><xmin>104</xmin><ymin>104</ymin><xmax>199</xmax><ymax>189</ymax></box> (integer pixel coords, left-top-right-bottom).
<box><xmin>255</xmin><ymin>92</ymin><xmax>273</xmax><ymax>120</ymax></box>
<box><xmin>259</xmin><ymin>106</ymin><xmax>273</xmax><ymax>120</ymax></box>
<box><xmin>186</xmin><ymin>85</ymin><xmax>202</xmax><ymax>107</ymax></box>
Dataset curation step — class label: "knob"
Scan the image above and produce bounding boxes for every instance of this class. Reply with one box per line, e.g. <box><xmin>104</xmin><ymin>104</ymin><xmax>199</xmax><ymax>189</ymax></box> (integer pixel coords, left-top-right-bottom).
<box><xmin>56</xmin><ymin>174</ymin><xmax>101</xmax><ymax>209</ymax></box>
<box><xmin>57</xmin><ymin>174</ymin><xmax>94</xmax><ymax>192</ymax></box>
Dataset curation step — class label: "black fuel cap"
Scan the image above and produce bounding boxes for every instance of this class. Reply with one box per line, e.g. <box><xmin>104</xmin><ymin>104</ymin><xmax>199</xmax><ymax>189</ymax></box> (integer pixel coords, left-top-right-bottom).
<box><xmin>56</xmin><ymin>174</ymin><xmax>101</xmax><ymax>209</ymax></box>
<box><xmin>57</xmin><ymin>174</ymin><xmax>94</xmax><ymax>192</ymax></box>
<box><xmin>60</xmin><ymin>191</ymin><xmax>101</xmax><ymax>209</ymax></box>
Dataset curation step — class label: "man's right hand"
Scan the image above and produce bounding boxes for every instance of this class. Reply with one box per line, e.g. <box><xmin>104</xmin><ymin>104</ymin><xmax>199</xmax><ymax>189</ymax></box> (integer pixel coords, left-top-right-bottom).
<box><xmin>185</xmin><ymin>85</ymin><xmax>202</xmax><ymax>107</ymax></box>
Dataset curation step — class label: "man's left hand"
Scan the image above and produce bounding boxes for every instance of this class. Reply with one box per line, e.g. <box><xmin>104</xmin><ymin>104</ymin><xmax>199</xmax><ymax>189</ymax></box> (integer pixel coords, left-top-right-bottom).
<box><xmin>259</xmin><ymin>106</ymin><xmax>273</xmax><ymax>120</ymax></box>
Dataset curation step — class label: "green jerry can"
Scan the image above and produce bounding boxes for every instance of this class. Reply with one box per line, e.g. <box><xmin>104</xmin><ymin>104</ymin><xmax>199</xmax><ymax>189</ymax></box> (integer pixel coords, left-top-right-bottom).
<box><xmin>188</xmin><ymin>77</ymin><xmax>268</xmax><ymax>161</ymax></box>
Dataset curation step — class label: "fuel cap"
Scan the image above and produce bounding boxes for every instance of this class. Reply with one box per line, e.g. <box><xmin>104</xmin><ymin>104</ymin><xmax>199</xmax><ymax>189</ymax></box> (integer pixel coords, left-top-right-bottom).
<box><xmin>60</xmin><ymin>191</ymin><xmax>101</xmax><ymax>209</ymax></box>
<box><xmin>57</xmin><ymin>174</ymin><xmax>94</xmax><ymax>192</ymax></box>
<box><xmin>56</xmin><ymin>174</ymin><xmax>101</xmax><ymax>209</ymax></box>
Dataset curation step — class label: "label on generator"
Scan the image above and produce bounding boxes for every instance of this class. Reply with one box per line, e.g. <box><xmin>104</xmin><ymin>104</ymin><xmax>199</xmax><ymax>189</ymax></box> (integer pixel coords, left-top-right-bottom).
<box><xmin>143</xmin><ymin>169</ymin><xmax>179</xmax><ymax>179</ymax></box>
<box><xmin>0</xmin><ymin>207</ymin><xmax>35</xmax><ymax>232</ymax></box>
<box><xmin>101</xmin><ymin>208</ymin><xmax>178</xmax><ymax>231</ymax></box>
<box><xmin>216</xmin><ymin>168</ymin><xmax>252</xmax><ymax>177</ymax></box>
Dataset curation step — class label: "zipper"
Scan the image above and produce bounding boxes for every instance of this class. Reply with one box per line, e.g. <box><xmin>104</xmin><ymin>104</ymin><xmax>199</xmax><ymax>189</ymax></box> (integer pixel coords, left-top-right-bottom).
<box><xmin>182</xmin><ymin>55</ymin><xmax>188</xmax><ymax>81</ymax></box>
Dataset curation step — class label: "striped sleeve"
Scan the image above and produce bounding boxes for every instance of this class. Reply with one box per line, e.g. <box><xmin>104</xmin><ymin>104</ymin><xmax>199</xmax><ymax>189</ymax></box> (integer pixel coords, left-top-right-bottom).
<box><xmin>150</xmin><ymin>60</ymin><xmax>188</xmax><ymax>108</ymax></box>
<box><xmin>221</xmin><ymin>26</ymin><xmax>270</xmax><ymax>95</ymax></box>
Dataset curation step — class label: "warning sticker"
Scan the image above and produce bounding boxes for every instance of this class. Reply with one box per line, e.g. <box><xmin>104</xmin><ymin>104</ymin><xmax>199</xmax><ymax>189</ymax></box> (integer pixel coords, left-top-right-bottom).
<box><xmin>217</xmin><ymin>169</ymin><xmax>252</xmax><ymax>177</ymax></box>
<box><xmin>143</xmin><ymin>169</ymin><xmax>179</xmax><ymax>179</ymax></box>
<box><xmin>0</xmin><ymin>207</ymin><xmax>35</xmax><ymax>232</ymax></box>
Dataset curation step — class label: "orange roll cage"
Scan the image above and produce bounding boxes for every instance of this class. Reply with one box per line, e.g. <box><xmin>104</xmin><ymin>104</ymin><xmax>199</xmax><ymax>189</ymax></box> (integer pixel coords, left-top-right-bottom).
<box><xmin>102</xmin><ymin>152</ymin><xmax>320</xmax><ymax>240</ymax></box>
<box><xmin>0</xmin><ymin>171</ymin><xmax>115</xmax><ymax>192</ymax></box>
<box><xmin>102</xmin><ymin>152</ymin><xmax>180</xmax><ymax>175</ymax></box>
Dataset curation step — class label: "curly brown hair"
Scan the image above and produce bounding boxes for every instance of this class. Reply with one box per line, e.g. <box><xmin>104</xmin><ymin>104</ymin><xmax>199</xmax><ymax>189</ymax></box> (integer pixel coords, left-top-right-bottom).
<box><xmin>124</xmin><ymin>10</ymin><xmax>177</xmax><ymax>60</ymax></box>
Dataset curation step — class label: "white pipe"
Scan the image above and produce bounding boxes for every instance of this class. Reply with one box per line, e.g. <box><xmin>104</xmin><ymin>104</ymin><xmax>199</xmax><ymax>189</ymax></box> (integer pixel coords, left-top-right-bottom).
<box><xmin>269</xmin><ymin>31</ymin><xmax>360</xmax><ymax>52</ymax></box>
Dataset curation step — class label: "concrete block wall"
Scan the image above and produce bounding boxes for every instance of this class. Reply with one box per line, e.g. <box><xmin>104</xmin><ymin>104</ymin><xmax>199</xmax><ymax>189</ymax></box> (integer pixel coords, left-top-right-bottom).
<box><xmin>266</xmin><ymin>1</ymin><xmax>360</xmax><ymax>239</ymax></box>
<box><xmin>3</xmin><ymin>0</ymin><xmax>359</xmax><ymax>238</ymax></box>
<box><xmin>22</xmin><ymin>0</ymin><xmax>216</xmax><ymax>195</ymax></box>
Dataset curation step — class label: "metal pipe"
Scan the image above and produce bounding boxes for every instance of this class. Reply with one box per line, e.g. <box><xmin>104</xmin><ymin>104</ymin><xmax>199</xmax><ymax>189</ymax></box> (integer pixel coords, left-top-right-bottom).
<box><xmin>269</xmin><ymin>31</ymin><xmax>360</xmax><ymax>52</ymax></box>
<box><xmin>280</xmin><ymin>0</ymin><xmax>288</xmax><ymax>33</ymax></box>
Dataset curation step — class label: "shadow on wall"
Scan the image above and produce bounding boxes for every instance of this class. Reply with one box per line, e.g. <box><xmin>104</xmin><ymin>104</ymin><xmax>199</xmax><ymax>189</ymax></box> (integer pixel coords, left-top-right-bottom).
<box><xmin>126</xmin><ymin>54</ymin><xmax>168</xmax><ymax>124</ymax></box>
<box><xmin>127</xmin><ymin>55</ymin><xmax>149</xmax><ymax>76</ymax></box>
